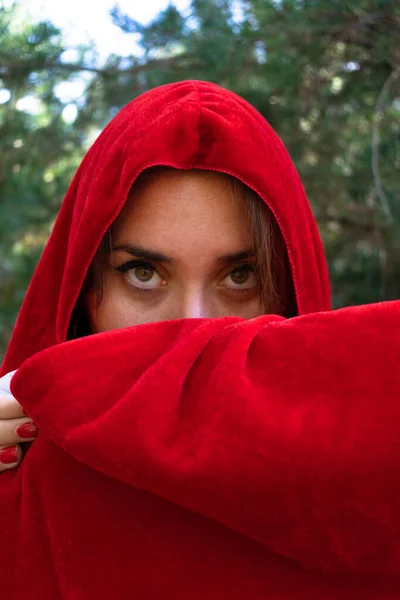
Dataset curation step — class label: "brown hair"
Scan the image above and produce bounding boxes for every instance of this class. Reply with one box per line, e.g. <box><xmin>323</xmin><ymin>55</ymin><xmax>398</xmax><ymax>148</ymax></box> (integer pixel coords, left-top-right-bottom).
<box><xmin>68</xmin><ymin>169</ymin><xmax>297</xmax><ymax>338</ymax></box>
<box><xmin>229</xmin><ymin>177</ymin><xmax>296</xmax><ymax>317</ymax></box>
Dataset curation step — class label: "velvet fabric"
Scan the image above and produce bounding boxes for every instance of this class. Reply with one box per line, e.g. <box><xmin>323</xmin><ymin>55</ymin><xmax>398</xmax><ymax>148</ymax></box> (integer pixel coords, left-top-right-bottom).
<box><xmin>1</xmin><ymin>81</ymin><xmax>399</xmax><ymax>598</ymax></box>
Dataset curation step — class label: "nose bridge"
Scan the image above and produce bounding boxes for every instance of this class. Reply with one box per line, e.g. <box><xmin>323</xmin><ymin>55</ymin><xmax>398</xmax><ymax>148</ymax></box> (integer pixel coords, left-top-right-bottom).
<box><xmin>181</xmin><ymin>283</ymin><xmax>211</xmax><ymax>319</ymax></box>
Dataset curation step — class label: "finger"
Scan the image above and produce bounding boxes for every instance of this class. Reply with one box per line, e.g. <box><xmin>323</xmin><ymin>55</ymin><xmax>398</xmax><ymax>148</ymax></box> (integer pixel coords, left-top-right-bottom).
<box><xmin>0</xmin><ymin>393</ymin><xmax>26</xmax><ymax>419</ymax></box>
<box><xmin>0</xmin><ymin>444</ymin><xmax>22</xmax><ymax>472</ymax></box>
<box><xmin>0</xmin><ymin>417</ymin><xmax>38</xmax><ymax>447</ymax></box>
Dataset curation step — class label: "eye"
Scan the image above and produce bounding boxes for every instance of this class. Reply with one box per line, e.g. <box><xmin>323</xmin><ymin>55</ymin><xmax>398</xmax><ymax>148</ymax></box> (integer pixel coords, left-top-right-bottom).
<box><xmin>222</xmin><ymin>265</ymin><xmax>258</xmax><ymax>290</ymax></box>
<box><xmin>115</xmin><ymin>260</ymin><xmax>165</xmax><ymax>290</ymax></box>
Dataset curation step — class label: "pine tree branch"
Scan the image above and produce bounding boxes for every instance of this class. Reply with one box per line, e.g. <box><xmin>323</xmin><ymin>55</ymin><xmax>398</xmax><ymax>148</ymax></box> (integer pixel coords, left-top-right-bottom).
<box><xmin>0</xmin><ymin>54</ymin><xmax>199</xmax><ymax>80</ymax></box>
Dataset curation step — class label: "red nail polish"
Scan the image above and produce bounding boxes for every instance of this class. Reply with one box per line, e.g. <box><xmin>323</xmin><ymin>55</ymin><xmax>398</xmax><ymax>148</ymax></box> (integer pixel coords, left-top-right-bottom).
<box><xmin>16</xmin><ymin>422</ymin><xmax>38</xmax><ymax>439</ymax></box>
<box><xmin>0</xmin><ymin>446</ymin><xmax>18</xmax><ymax>464</ymax></box>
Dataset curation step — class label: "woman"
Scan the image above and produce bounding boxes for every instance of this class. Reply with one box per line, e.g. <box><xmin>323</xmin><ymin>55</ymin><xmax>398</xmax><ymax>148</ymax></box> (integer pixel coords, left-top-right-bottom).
<box><xmin>0</xmin><ymin>81</ymin><xmax>399</xmax><ymax>598</ymax></box>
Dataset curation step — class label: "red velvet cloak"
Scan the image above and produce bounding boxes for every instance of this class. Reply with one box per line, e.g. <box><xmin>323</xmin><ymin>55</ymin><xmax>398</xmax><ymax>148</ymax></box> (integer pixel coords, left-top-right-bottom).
<box><xmin>1</xmin><ymin>81</ymin><xmax>399</xmax><ymax>599</ymax></box>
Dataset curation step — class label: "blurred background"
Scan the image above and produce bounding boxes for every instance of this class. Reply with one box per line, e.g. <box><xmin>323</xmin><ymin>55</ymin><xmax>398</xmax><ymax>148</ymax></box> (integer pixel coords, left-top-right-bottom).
<box><xmin>1</xmin><ymin>0</ymin><xmax>399</xmax><ymax>358</ymax></box>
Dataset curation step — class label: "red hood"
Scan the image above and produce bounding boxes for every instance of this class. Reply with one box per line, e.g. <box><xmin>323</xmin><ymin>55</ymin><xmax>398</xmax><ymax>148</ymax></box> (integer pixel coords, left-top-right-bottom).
<box><xmin>1</xmin><ymin>80</ymin><xmax>330</xmax><ymax>374</ymax></box>
<box><xmin>0</xmin><ymin>82</ymin><xmax>399</xmax><ymax>599</ymax></box>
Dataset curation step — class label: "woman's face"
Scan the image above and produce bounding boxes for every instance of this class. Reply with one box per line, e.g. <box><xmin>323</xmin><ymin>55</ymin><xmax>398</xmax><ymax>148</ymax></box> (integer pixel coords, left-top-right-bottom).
<box><xmin>87</xmin><ymin>169</ymin><xmax>264</xmax><ymax>332</ymax></box>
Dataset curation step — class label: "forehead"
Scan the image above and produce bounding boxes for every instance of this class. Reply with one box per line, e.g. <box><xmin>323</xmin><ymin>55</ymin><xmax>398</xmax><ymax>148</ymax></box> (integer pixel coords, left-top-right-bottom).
<box><xmin>112</xmin><ymin>169</ymin><xmax>252</xmax><ymax>256</ymax></box>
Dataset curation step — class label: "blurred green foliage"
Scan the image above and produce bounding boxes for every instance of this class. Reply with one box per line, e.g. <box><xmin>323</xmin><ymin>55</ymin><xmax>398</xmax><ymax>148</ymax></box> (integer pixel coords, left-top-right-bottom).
<box><xmin>0</xmin><ymin>0</ymin><xmax>399</xmax><ymax>359</ymax></box>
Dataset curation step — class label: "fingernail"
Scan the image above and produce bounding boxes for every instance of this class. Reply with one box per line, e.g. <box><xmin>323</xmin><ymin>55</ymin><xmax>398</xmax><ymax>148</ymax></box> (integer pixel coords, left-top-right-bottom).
<box><xmin>0</xmin><ymin>446</ymin><xmax>18</xmax><ymax>464</ymax></box>
<box><xmin>16</xmin><ymin>422</ymin><xmax>38</xmax><ymax>439</ymax></box>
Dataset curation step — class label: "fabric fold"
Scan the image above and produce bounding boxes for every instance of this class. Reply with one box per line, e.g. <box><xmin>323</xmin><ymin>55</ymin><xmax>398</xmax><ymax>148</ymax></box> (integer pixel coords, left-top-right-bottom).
<box><xmin>9</xmin><ymin>301</ymin><xmax>400</xmax><ymax>579</ymax></box>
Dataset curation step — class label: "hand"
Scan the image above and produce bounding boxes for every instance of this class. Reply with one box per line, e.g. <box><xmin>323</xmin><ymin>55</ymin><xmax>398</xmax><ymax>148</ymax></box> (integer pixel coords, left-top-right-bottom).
<box><xmin>0</xmin><ymin>371</ymin><xmax>37</xmax><ymax>472</ymax></box>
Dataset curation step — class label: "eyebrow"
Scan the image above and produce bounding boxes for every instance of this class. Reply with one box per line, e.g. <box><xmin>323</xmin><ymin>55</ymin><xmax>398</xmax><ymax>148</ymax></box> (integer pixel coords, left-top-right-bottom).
<box><xmin>112</xmin><ymin>244</ymin><xmax>254</xmax><ymax>265</ymax></box>
<box><xmin>112</xmin><ymin>244</ymin><xmax>173</xmax><ymax>263</ymax></box>
<box><xmin>217</xmin><ymin>249</ymin><xmax>254</xmax><ymax>264</ymax></box>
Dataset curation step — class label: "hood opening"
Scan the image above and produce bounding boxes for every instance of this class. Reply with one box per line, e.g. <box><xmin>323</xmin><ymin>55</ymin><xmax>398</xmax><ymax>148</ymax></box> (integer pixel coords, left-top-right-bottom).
<box><xmin>67</xmin><ymin>166</ymin><xmax>298</xmax><ymax>341</ymax></box>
